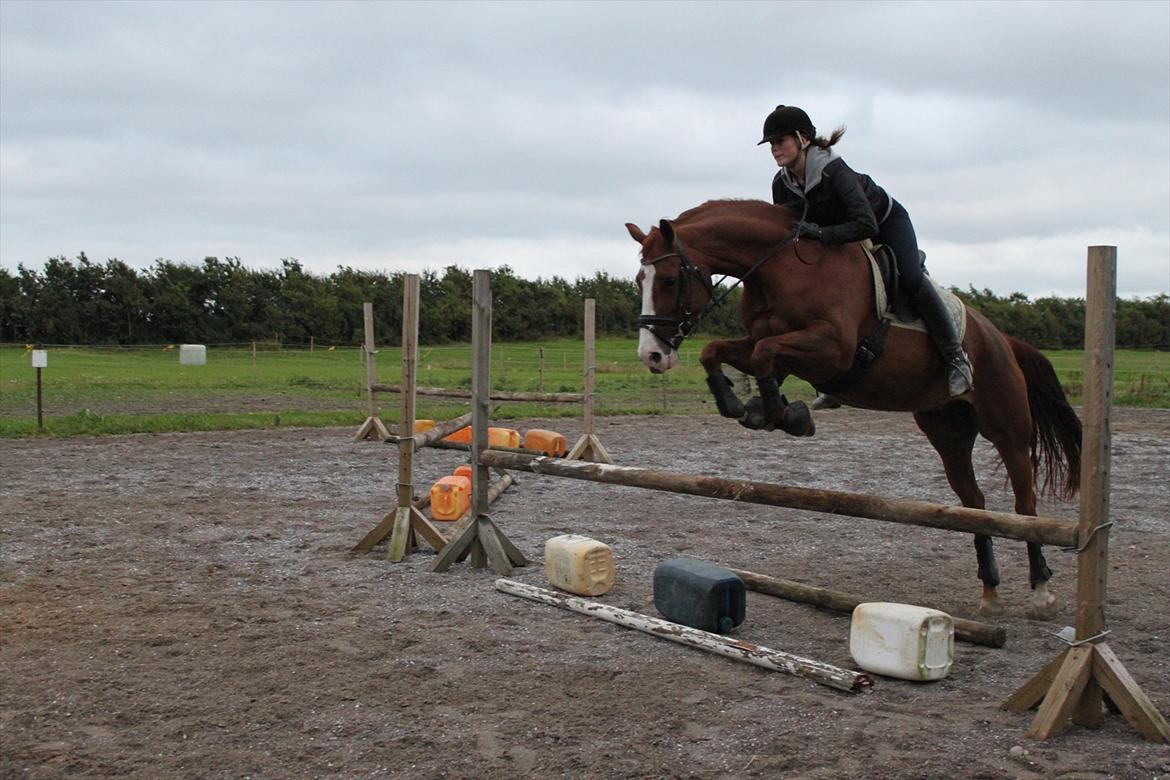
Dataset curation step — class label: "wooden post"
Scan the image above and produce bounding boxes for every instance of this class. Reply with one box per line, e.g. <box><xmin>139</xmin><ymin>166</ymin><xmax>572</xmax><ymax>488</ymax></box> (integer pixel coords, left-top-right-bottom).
<box><xmin>566</xmin><ymin>298</ymin><xmax>612</xmax><ymax>463</ymax></box>
<box><xmin>432</xmin><ymin>270</ymin><xmax>527</xmax><ymax>575</ymax></box>
<box><xmin>385</xmin><ymin>277</ymin><xmax>447</xmax><ymax>560</ymax></box>
<box><xmin>1006</xmin><ymin>246</ymin><xmax>1169</xmax><ymax>743</ymax></box>
<box><xmin>353</xmin><ymin>282</ymin><xmax>447</xmax><ymax>558</ymax></box>
<box><xmin>353</xmin><ymin>301</ymin><xmax>391</xmax><ymax>441</ymax></box>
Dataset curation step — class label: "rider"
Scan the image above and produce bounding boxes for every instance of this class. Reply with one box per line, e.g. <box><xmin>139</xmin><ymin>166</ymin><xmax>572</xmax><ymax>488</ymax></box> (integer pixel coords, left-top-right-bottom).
<box><xmin>759</xmin><ymin>104</ymin><xmax>974</xmax><ymax>397</ymax></box>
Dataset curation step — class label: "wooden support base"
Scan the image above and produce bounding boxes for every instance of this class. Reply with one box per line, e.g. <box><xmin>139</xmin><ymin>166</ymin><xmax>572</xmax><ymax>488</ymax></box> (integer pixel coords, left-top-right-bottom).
<box><xmin>353</xmin><ymin>415</ymin><xmax>392</xmax><ymax>442</ymax></box>
<box><xmin>431</xmin><ymin>515</ymin><xmax>528</xmax><ymax>575</ymax></box>
<box><xmin>566</xmin><ymin>433</ymin><xmax>612</xmax><ymax>463</ymax></box>
<box><xmin>351</xmin><ymin>504</ymin><xmax>446</xmax><ymax>559</ymax></box>
<box><xmin>1005</xmin><ymin>642</ymin><xmax>1170</xmax><ymax>743</ymax></box>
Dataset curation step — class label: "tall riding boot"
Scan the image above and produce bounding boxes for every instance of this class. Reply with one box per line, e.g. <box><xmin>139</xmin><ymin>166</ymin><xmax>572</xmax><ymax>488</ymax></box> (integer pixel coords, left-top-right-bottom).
<box><xmin>912</xmin><ymin>283</ymin><xmax>974</xmax><ymax>396</ymax></box>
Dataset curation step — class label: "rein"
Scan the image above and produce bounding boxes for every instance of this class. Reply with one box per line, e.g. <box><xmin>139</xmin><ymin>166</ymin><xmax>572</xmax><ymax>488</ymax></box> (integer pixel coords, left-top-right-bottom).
<box><xmin>639</xmin><ymin>203</ymin><xmax>809</xmax><ymax>352</ymax></box>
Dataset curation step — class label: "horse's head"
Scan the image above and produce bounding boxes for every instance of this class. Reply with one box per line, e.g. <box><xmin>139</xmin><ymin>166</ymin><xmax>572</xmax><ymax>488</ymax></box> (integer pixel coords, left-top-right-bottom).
<box><xmin>627</xmin><ymin>219</ymin><xmax>714</xmax><ymax>374</ymax></box>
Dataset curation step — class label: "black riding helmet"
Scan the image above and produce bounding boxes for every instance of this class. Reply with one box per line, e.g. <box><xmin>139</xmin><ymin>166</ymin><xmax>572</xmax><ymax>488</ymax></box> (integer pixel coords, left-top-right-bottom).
<box><xmin>758</xmin><ymin>105</ymin><xmax>816</xmax><ymax>145</ymax></box>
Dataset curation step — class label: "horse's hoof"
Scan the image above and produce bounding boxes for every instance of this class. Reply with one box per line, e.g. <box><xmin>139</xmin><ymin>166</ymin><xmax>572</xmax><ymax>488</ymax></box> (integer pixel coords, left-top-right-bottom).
<box><xmin>780</xmin><ymin>401</ymin><xmax>816</xmax><ymax>437</ymax></box>
<box><xmin>1027</xmin><ymin>584</ymin><xmax>1060</xmax><ymax>620</ymax></box>
<box><xmin>978</xmin><ymin>597</ymin><xmax>1004</xmax><ymax>618</ymax></box>
<box><xmin>738</xmin><ymin>397</ymin><xmax>772</xmax><ymax>430</ymax></box>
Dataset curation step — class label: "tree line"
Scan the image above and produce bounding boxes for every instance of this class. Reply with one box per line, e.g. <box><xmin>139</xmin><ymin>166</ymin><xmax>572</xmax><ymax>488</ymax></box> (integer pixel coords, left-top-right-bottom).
<box><xmin>1</xmin><ymin>254</ymin><xmax>1167</xmax><ymax>349</ymax></box>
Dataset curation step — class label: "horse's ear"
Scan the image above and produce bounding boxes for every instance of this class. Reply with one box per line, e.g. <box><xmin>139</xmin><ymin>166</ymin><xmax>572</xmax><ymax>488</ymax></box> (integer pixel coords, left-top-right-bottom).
<box><xmin>658</xmin><ymin>219</ymin><xmax>675</xmax><ymax>245</ymax></box>
<box><xmin>625</xmin><ymin>223</ymin><xmax>647</xmax><ymax>244</ymax></box>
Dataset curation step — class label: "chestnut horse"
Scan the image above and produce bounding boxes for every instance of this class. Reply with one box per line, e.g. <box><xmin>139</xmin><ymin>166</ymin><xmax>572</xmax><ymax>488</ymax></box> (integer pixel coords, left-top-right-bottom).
<box><xmin>628</xmin><ymin>199</ymin><xmax>1081</xmax><ymax>617</ymax></box>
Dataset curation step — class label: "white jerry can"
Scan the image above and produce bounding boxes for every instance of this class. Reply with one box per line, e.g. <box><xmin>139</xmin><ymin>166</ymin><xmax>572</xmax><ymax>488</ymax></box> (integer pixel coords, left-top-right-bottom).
<box><xmin>544</xmin><ymin>534</ymin><xmax>614</xmax><ymax>596</ymax></box>
<box><xmin>850</xmin><ymin>602</ymin><xmax>955</xmax><ymax>681</ymax></box>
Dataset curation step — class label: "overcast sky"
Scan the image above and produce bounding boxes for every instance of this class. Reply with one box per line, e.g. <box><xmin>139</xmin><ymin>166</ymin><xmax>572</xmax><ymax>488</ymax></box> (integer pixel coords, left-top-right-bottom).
<box><xmin>2</xmin><ymin>0</ymin><xmax>1168</xmax><ymax>298</ymax></box>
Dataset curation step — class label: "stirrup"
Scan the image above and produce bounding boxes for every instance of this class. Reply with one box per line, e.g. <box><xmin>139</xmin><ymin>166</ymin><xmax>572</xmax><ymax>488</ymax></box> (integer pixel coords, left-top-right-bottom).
<box><xmin>946</xmin><ymin>354</ymin><xmax>974</xmax><ymax>396</ymax></box>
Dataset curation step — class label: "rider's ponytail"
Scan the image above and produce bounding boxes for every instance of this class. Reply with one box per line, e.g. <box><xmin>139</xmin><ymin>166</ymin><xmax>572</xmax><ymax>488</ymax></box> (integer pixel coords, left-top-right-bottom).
<box><xmin>809</xmin><ymin>126</ymin><xmax>847</xmax><ymax>149</ymax></box>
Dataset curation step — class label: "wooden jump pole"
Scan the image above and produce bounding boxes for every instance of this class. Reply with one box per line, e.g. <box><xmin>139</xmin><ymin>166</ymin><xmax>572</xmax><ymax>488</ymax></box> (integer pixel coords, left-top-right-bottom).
<box><xmin>431</xmin><ymin>270</ymin><xmax>528</xmax><ymax>575</ymax></box>
<box><xmin>478</xmin><ymin>450</ymin><xmax>1077</xmax><ymax>547</ymax></box>
<box><xmin>363</xmin><ymin>297</ymin><xmax>609</xmax><ymax>459</ymax></box>
<box><xmin>353</xmin><ymin>301</ymin><xmax>392</xmax><ymax>441</ymax></box>
<box><xmin>370</xmin><ymin>384</ymin><xmax>585</xmax><ymax>404</ymax></box>
<box><xmin>496</xmin><ymin>579</ymin><xmax>871</xmax><ymax>693</ymax></box>
<box><xmin>493</xmin><ymin>577</ymin><xmax>870</xmax><ymax>692</ymax></box>
<box><xmin>729</xmin><ymin>567</ymin><xmax>1006</xmax><ymax>648</ymax></box>
<box><xmin>1005</xmin><ymin>246</ymin><xmax>1169</xmax><ymax>743</ymax></box>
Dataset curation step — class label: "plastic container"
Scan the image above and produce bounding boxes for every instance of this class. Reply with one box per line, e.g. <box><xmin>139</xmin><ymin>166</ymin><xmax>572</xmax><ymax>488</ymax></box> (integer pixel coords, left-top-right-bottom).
<box><xmin>414</xmin><ymin>419</ymin><xmax>435</xmax><ymax>433</ymax></box>
<box><xmin>524</xmin><ymin>429</ymin><xmax>567</xmax><ymax>457</ymax></box>
<box><xmin>441</xmin><ymin>426</ymin><xmax>519</xmax><ymax>447</ymax></box>
<box><xmin>653</xmin><ymin>559</ymin><xmax>745</xmax><ymax>634</ymax></box>
<box><xmin>443</xmin><ymin>426</ymin><xmax>472</xmax><ymax>444</ymax></box>
<box><xmin>488</xmin><ymin>427</ymin><xmax>521</xmax><ymax>449</ymax></box>
<box><xmin>849</xmin><ymin>602</ymin><xmax>954</xmax><ymax>681</ymax></box>
<box><xmin>429</xmin><ymin>475</ymin><xmax>471</xmax><ymax>521</ymax></box>
<box><xmin>179</xmin><ymin>344</ymin><xmax>207</xmax><ymax>365</ymax></box>
<box><xmin>452</xmin><ymin>464</ymin><xmax>473</xmax><ymax>480</ymax></box>
<box><xmin>544</xmin><ymin>534</ymin><xmax>615</xmax><ymax>596</ymax></box>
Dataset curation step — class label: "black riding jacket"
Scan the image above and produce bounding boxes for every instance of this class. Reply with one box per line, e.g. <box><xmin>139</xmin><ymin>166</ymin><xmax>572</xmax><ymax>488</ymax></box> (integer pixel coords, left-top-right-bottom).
<box><xmin>771</xmin><ymin>149</ymin><xmax>894</xmax><ymax>246</ymax></box>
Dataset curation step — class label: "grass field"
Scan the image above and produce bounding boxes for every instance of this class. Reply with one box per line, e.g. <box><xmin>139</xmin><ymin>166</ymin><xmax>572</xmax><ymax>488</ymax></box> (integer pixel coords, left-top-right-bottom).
<box><xmin>0</xmin><ymin>340</ymin><xmax>1166</xmax><ymax>437</ymax></box>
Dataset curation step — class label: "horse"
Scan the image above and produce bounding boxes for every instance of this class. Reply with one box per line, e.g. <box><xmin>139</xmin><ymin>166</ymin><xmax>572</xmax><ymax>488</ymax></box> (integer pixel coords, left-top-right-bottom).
<box><xmin>627</xmin><ymin>199</ymin><xmax>1082</xmax><ymax>618</ymax></box>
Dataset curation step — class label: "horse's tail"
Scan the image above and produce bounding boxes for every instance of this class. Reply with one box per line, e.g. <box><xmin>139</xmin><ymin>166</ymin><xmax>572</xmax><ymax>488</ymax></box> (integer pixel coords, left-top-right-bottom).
<box><xmin>1007</xmin><ymin>336</ymin><xmax>1082</xmax><ymax>499</ymax></box>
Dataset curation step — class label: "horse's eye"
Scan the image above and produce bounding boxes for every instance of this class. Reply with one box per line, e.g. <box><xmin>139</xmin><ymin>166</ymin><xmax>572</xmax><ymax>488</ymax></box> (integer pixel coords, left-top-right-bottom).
<box><xmin>661</xmin><ymin>277</ymin><xmax>678</xmax><ymax>289</ymax></box>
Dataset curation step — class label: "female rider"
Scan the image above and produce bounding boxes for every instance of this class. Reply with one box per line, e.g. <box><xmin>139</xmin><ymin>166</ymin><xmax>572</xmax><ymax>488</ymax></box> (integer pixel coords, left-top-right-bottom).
<box><xmin>760</xmin><ymin>104</ymin><xmax>973</xmax><ymax>397</ymax></box>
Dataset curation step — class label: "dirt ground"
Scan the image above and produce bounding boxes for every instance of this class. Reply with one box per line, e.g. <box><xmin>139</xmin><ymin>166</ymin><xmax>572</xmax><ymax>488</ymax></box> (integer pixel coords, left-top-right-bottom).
<box><xmin>2</xmin><ymin>407</ymin><xmax>1168</xmax><ymax>779</ymax></box>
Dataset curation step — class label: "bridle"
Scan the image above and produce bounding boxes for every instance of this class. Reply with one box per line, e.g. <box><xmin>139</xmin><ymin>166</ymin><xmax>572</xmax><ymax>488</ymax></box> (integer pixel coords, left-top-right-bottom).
<box><xmin>638</xmin><ymin>204</ymin><xmax>809</xmax><ymax>353</ymax></box>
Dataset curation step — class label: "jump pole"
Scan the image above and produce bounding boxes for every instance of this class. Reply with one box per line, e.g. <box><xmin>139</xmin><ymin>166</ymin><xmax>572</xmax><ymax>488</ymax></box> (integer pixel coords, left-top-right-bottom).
<box><xmin>363</xmin><ymin>299</ymin><xmax>609</xmax><ymax>461</ymax></box>
<box><xmin>1004</xmin><ymin>246</ymin><xmax>1169</xmax><ymax>742</ymax></box>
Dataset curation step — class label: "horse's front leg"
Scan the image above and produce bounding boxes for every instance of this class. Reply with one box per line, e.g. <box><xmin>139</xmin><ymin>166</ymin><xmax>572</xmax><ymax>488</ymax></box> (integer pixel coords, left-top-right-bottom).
<box><xmin>748</xmin><ymin>326</ymin><xmax>848</xmax><ymax>436</ymax></box>
<box><xmin>740</xmin><ymin>375</ymin><xmax>815</xmax><ymax>436</ymax></box>
<box><xmin>699</xmin><ymin>337</ymin><xmax>756</xmax><ymax>419</ymax></box>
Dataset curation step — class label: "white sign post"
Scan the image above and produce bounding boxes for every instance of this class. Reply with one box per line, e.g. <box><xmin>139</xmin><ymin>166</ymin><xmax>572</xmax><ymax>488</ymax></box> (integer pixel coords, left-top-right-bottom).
<box><xmin>31</xmin><ymin>350</ymin><xmax>47</xmax><ymax>431</ymax></box>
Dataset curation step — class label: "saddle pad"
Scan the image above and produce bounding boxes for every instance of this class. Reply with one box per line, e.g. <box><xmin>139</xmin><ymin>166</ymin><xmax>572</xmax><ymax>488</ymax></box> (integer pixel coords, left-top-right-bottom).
<box><xmin>863</xmin><ymin>245</ymin><xmax>966</xmax><ymax>338</ymax></box>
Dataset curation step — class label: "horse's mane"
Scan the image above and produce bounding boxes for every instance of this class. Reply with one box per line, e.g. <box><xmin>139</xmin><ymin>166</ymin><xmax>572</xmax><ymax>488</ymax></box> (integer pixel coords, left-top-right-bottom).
<box><xmin>672</xmin><ymin>199</ymin><xmax>800</xmax><ymax>250</ymax></box>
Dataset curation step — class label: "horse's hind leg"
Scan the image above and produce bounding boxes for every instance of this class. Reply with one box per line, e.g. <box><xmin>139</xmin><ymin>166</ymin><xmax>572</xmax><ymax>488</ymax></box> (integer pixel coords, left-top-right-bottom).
<box><xmin>998</xmin><ymin>444</ymin><xmax>1058</xmax><ymax>619</ymax></box>
<box><xmin>914</xmin><ymin>405</ymin><xmax>1003</xmax><ymax>617</ymax></box>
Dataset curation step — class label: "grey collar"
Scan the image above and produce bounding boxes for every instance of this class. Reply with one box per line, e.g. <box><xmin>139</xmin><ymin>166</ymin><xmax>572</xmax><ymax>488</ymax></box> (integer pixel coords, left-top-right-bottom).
<box><xmin>779</xmin><ymin>146</ymin><xmax>839</xmax><ymax>195</ymax></box>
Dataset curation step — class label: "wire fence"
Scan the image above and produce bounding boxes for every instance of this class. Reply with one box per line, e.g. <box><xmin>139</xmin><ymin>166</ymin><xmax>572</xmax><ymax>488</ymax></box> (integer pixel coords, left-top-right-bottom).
<box><xmin>2</xmin><ymin>341</ymin><xmax>1167</xmax><ymax>425</ymax></box>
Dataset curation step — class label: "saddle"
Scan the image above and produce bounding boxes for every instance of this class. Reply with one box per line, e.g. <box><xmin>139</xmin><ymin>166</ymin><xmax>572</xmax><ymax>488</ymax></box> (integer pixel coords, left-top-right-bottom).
<box><xmin>859</xmin><ymin>240</ymin><xmax>966</xmax><ymax>338</ymax></box>
<box><xmin>812</xmin><ymin>241</ymin><xmax>967</xmax><ymax>396</ymax></box>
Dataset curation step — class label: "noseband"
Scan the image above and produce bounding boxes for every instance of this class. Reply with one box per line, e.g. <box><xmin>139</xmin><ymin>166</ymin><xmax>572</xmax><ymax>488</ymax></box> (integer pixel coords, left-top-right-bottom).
<box><xmin>638</xmin><ymin>236</ymin><xmax>714</xmax><ymax>352</ymax></box>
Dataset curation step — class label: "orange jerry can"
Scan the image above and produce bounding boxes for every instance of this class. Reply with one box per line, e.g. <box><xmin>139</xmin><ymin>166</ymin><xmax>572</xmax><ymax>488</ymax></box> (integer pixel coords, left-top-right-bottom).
<box><xmin>442</xmin><ymin>426</ymin><xmax>472</xmax><ymax>444</ymax></box>
<box><xmin>487</xmin><ymin>427</ymin><xmax>521</xmax><ymax>449</ymax></box>
<box><xmin>524</xmin><ymin>429</ymin><xmax>566</xmax><ymax>457</ymax></box>
<box><xmin>430</xmin><ymin>475</ymin><xmax>471</xmax><ymax>521</ymax></box>
<box><xmin>452</xmin><ymin>464</ymin><xmax>473</xmax><ymax>480</ymax></box>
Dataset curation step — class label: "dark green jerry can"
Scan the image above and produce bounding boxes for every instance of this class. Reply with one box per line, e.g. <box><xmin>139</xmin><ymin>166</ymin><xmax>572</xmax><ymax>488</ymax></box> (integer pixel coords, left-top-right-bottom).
<box><xmin>653</xmin><ymin>558</ymin><xmax>746</xmax><ymax>634</ymax></box>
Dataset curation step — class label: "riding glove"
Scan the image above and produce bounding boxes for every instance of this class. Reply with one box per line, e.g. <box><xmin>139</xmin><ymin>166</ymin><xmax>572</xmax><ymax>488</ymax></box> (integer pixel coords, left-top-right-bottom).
<box><xmin>797</xmin><ymin>222</ymin><xmax>824</xmax><ymax>241</ymax></box>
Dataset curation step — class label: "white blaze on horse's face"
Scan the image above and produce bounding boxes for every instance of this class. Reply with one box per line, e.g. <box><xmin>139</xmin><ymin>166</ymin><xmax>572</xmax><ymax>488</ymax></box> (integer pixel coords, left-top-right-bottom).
<box><xmin>637</xmin><ymin>262</ymin><xmax>679</xmax><ymax>374</ymax></box>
